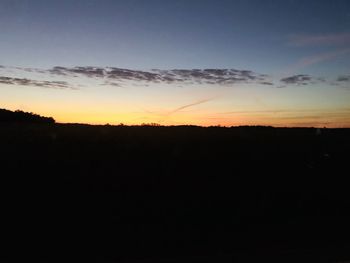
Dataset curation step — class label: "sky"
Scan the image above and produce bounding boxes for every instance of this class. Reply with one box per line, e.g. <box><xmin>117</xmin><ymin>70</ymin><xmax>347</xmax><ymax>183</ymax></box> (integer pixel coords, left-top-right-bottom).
<box><xmin>0</xmin><ymin>0</ymin><xmax>350</xmax><ymax>127</ymax></box>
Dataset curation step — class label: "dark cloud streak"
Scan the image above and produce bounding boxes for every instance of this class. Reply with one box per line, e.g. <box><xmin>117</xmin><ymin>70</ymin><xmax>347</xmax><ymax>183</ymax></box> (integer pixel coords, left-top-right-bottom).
<box><xmin>280</xmin><ymin>74</ymin><xmax>312</xmax><ymax>85</ymax></box>
<box><xmin>48</xmin><ymin>66</ymin><xmax>270</xmax><ymax>86</ymax></box>
<box><xmin>0</xmin><ymin>76</ymin><xmax>75</xmax><ymax>89</ymax></box>
<box><xmin>337</xmin><ymin>75</ymin><xmax>350</xmax><ymax>82</ymax></box>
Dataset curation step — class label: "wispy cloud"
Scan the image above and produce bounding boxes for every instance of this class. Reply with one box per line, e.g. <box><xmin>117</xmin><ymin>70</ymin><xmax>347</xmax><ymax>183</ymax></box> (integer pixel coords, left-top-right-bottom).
<box><xmin>1</xmin><ymin>65</ymin><xmax>346</xmax><ymax>91</ymax></box>
<box><xmin>282</xmin><ymin>48</ymin><xmax>350</xmax><ymax>76</ymax></box>
<box><xmin>0</xmin><ymin>76</ymin><xmax>74</xmax><ymax>89</ymax></box>
<box><xmin>283</xmin><ymin>32</ymin><xmax>350</xmax><ymax>75</ymax></box>
<box><xmin>1</xmin><ymin>65</ymin><xmax>276</xmax><ymax>88</ymax></box>
<box><xmin>219</xmin><ymin>108</ymin><xmax>322</xmax><ymax>115</ymax></box>
<box><xmin>0</xmin><ymin>65</ymin><xmax>278</xmax><ymax>91</ymax></box>
<box><xmin>48</xmin><ymin>66</ymin><xmax>271</xmax><ymax>86</ymax></box>
<box><xmin>2</xmin><ymin>64</ymin><xmax>348</xmax><ymax>92</ymax></box>
<box><xmin>337</xmin><ymin>75</ymin><xmax>350</xmax><ymax>82</ymax></box>
<box><xmin>333</xmin><ymin>74</ymin><xmax>350</xmax><ymax>89</ymax></box>
<box><xmin>50</xmin><ymin>66</ymin><xmax>105</xmax><ymax>77</ymax></box>
<box><xmin>259</xmin><ymin>81</ymin><xmax>274</xmax><ymax>85</ymax></box>
<box><xmin>288</xmin><ymin>32</ymin><xmax>350</xmax><ymax>47</ymax></box>
<box><xmin>280</xmin><ymin>74</ymin><xmax>312</xmax><ymax>85</ymax></box>
<box><xmin>297</xmin><ymin>48</ymin><xmax>350</xmax><ymax>68</ymax></box>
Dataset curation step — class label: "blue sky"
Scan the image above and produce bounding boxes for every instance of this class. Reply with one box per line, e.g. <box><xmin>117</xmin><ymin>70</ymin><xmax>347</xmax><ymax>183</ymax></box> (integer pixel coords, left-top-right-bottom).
<box><xmin>1</xmin><ymin>0</ymin><xmax>349</xmax><ymax>71</ymax></box>
<box><xmin>0</xmin><ymin>0</ymin><xmax>350</xmax><ymax>126</ymax></box>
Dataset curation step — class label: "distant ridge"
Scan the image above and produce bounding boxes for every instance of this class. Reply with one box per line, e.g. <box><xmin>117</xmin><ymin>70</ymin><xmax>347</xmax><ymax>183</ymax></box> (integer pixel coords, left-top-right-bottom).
<box><xmin>0</xmin><ymin>108</ymin><xmax>55</xmax><ymax>124</ymax></box>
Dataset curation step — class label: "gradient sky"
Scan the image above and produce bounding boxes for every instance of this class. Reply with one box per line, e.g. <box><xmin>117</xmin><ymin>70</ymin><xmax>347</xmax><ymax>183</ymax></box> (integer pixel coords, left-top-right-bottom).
<box><xmin>1</xmin><ymin>0</ymin><xmax>350</xmax><ymax>127</ymax></box>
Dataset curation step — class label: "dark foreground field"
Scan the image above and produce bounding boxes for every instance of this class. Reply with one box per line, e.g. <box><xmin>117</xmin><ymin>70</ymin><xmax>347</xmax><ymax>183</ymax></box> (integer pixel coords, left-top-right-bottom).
<box><xmin>1</xmin><ymin>123</ymin><xmax>350</xmax><ymax>262</ymax></box>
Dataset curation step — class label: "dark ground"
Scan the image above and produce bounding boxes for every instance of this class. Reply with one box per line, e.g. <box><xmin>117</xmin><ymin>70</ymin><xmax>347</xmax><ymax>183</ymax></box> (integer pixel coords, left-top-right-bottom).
<box><xmin>1</xmin><ymin>123</ymin><xmax>350</xmax><ymax>262</ymax></box>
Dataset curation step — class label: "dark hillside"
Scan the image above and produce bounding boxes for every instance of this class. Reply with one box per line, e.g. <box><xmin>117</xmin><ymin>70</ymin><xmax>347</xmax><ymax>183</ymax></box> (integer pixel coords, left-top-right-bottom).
<box><xmin>0</xmin><ymin>108</ymin><xmax>55</xmax><ymax>124</ymax></box>
<box><xmin>0</xmin><ymin>121</ymin><xmax>350</xmax><ymax>262</ymax></box>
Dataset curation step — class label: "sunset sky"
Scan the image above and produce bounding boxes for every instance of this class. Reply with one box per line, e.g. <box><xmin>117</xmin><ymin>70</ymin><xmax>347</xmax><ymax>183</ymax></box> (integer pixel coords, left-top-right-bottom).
<box><xmin>1</xmin><ymin>0</ymin><xmax>350</xmax><ymax>127</ymax></box>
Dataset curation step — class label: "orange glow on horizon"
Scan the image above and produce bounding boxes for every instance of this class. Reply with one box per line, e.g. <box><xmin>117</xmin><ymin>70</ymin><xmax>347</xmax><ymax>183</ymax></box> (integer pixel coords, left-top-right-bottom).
<box><xmin>1</xmin><ymin>79</ymin><xmax>350</xmax><ymax>128</ymax></box>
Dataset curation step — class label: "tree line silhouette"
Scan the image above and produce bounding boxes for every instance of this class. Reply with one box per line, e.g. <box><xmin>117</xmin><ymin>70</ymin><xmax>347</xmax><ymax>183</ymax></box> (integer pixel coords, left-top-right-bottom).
<box><xmin>0</xmin><ymin>108</ymin><xmax>55</xmax><ymax>124</ymax></box>
<box><xmin>1</xmin><ymin>108</ymin><xmax>350</xmax><ymax>262</ymax></box>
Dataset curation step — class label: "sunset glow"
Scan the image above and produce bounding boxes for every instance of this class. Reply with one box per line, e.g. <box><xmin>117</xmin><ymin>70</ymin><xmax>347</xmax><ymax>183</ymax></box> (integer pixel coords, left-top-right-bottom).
<box><xmin>1</xmin><ymin>0</ymin><xmax>350</xmax><ymax>127</ymax></box>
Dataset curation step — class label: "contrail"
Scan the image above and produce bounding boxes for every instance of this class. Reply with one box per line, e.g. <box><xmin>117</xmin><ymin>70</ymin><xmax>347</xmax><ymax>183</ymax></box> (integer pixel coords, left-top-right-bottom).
<box><xmin>167</xmin><ymin>98</ymin><xmax>214</xmax><ymax>116</ymax></box>
<box><xmin>141</xmin><ymin>97</ymin><xmax>216</xmax><ymax>123</ymax></box>
<box><xmin>280</xmin><ymin>48</ymin><xmax>350</xmax><ymax>77</ymax></box>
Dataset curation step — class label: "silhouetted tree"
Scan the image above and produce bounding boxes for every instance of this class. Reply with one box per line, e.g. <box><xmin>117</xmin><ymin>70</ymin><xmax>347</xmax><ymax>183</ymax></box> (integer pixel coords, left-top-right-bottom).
<box><xmin>0</xmin><ymin>108</ymin><xmax>55</xmax><ymax>124</ymax></box>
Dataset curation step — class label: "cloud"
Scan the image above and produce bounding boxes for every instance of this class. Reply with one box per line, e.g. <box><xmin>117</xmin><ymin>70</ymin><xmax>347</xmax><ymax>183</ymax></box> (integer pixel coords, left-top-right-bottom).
<box><xmin>2</xmin><ymin>65</ymin><xmax>347</xmax><ymax>90</ymax></box>
<box><xmin>337</xmin><ymin>75</ymin><xmax>350</xmax><ymax>82</ymax></box>
<box><xmin>1</xmin><ymin>65</ymin><xmax>276</xmax><ymax>90</ymax></box>
<box><xmin>102</xmin><ymin>81</ymin><xmax>122</xmax><ymax>87</ymax></box>
<box><xmin>259</xmin><ymin>81</ymin><xmax>274</xmax><ymax>85</ymax></box>
<box><xmin>333</xmin><ymin>74</ymin><xmax>350</xmax><ymax>89</ymax></box>
<box><xmin>298</xmin><ymin>48</ymin><xmax>350</xmax><ymax>68</ymax></box>
<box><xmin>108</xmin><ymin>68</ymin><xmax>160</xmax><ymax>82</ymax></box>
<box><xmin>220</xmin><ymin>108</ymin><xmax>350</xmax><ymax>115</ymax></box>
<box><xmin>284</xmin><ymin>33</ymin><xmax>350</xmax><ymax>74</ymax></box>
<box><xmin>280</xmin><ymin>74</ymin><xmax>312</xmax><ymax>85</ymax></box>
<box><xmin>14</xmin><ymin>67</ymin><xmax>47</xmax><ymax>74</ymax></box>
<box><xmin>50</xmin><ymin>66</ymin><xmax>105</xmax><ymax>77</ymax></box>
<box><xmin>283</xmin><ymin>48</ymin><xmax>350</xmax><ymax>76</ymax></box>
<box><xmin>288</xmin><ymin>33</ymin><xmax>350</xmax><ymax>47</ymax></box>
<box><xmin>48</xmin><ymin>66</ymin><xmax>270</xmax><ymax>86</ymax></box>
<box><xmin>0</xmin><ymin>76</ymin><xmax>75</xmax><ymax>89</ymax></box>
